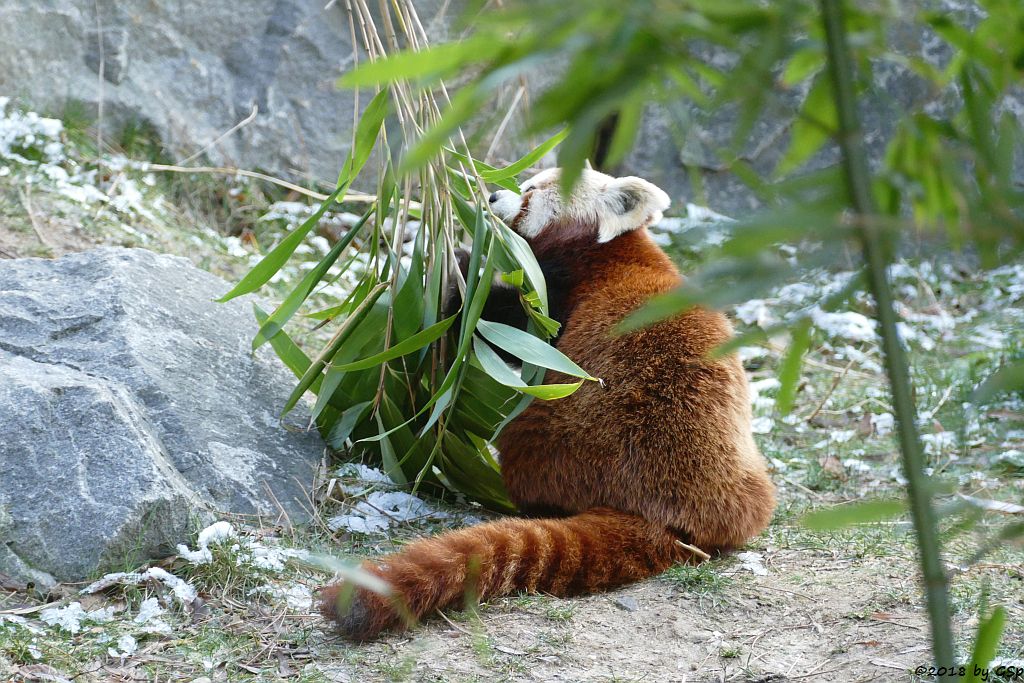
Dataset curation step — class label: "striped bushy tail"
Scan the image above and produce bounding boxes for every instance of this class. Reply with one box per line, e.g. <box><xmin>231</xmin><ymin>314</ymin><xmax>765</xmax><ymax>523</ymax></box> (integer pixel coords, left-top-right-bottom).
<box><xmin>320</xmin><ymin>507</ymin><xmax>691</xmax><ymax>641</ymax></box>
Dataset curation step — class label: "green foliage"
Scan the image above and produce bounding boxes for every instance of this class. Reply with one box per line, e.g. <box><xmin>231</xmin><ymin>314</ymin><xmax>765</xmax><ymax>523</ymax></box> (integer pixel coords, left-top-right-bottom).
<box><xmin>220</xmin><ymin>2</ymin><xmax>597</xmax><ymax>511</ymax></box>
<box><xmin>801</xmin><ymin>499</ymin><xmax>906</xmax><ymax>530</ymax></box>
<box><xmin>964</xmin><ymin>607</ymin><xmax>1007</xmax><ymax>683</ymax></box>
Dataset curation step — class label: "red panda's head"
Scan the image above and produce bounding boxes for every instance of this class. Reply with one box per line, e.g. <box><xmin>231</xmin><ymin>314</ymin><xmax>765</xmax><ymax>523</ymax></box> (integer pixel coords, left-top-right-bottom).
<box><xmin>489</xmin><ymin>168</ymin><xmax>671</xmax><ymax>245</ymax></box>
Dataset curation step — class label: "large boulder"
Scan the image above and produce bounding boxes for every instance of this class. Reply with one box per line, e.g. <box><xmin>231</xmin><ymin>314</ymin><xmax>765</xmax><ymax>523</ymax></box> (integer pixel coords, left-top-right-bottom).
<box><xmin>0</xmin><ymin>0</ymin><xmax>445</xmax><ymax>187</ymax></box>
<box><xmin>1</xmin><ymin>1</ymin><xmax>1011</xmax><ymax>216</ymax></box>
<box><xmin>0</xmin><ymin>247</ymin><xmax>323</xmax><ymax>585</ymax></box>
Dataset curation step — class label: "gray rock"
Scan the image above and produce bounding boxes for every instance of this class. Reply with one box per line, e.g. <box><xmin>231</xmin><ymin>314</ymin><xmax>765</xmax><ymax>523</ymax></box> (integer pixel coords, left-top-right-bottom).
<box><xmin>1</xmin><ymin>1</ymin><xmax>1012</xmax><ymax>217</ymax></box>
<box><xmin>0</xmin><ymin>1</ymin><xmax>444</xmax><ymax>184</ymax></box>
<box><xmin>0</xmin><ymin>247</ymin><xmax>323</xmax><ymax>585</ymax></box>
<box><xmin>614</xmin><ymin>4</ymin><xmax>1000</xmax><ymax>216</ymax></box>
<box><xmin>613</xmin><ymin>596</ymin><xmax>640</xmax><ymax>612</ymax></box>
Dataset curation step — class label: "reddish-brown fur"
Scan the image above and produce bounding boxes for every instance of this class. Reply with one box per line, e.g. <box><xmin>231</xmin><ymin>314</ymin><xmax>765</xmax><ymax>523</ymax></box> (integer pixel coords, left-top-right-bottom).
<box><xmin>321</xmin><ymin>185</ymin><xmax>776</xmax><ymax>640</ymax></box>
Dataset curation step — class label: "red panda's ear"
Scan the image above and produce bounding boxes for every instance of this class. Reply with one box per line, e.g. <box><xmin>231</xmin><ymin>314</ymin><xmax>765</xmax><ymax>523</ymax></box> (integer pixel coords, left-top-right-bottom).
<box><xmin>598</xmin><ymin>177</ymin><xmax>671</xmax><ymax>243</ymax></box>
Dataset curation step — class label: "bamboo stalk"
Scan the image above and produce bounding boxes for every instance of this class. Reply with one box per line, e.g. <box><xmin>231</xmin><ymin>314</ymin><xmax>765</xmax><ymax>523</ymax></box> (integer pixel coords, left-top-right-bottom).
<box><xmin>819</xmin><ymin>0</ymin><xmax>955</xmax><ymax>673</ymax></box>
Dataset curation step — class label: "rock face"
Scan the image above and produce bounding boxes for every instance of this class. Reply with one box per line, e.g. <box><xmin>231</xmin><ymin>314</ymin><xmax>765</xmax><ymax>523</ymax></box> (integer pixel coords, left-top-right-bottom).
<box><xmin>1</xmin><ymin>1</ymin><xmax>1011</xmax><ymax>216</ymax></box>
<box><xmin>0</xmin><ymin>248</ymin><xmax>323</xmax><ymax>585</ymax></box>
<box><xmin>0</xmin><ymin>0</ymin><xmax>445</xmax><ymax>187</ymax></box>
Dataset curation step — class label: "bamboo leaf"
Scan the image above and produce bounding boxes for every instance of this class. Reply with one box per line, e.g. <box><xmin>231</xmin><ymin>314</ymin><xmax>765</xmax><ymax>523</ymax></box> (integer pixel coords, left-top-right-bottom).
<box><xmin>217</xmin><ymin>184</ymin><xmax>348</xmax><ymax>302</ymax></box>
<box><xmin>401</xmin><ymin>86</ymin><xmax>487</xmax><ymax>174</ymax></box>
<box><xmin>217</xmin><ymin>91</ymin><xmax>388</xmax><ymax>302</ymax></box>
<box><xmin>280</xmin><ymin>283</ymin><xmax>388</xmax><ymax>417</ymax></box>
<box><xmin>375</xmin><ymin>412</ymin><xmax>408</xmax><ymax>485</ymax></box>
<box><xmin>781</xmin><ymin>47</ymin><xmax>824</xmax><ymax>86</ymax></box>
<box><xmin>253</xmin><ymin>305</ymin><xmax>312</xmax><ymax>380</ymax></box>
<box><xmin>964</xmin><ymin>607</ymin><xmax>1007</xmax><ymax>683</ymax></box>
<box><xmin>480</xmin><ymin>129</ymin><xmax>568</xmax><ymax>182</ymax></box>
<box><xmin>252</xmin><ymin>209</ymin><xmax>373</xmax><ymax>350</ymax></box>
<box><xmin>775</xmin><ymin>319</ymin><xmax>811</xmax><ymax>415</ymax></box>
<box><xmin>476</xmin><ymin>320</ymin><xmax>595</xmax><ymax>380</ymax></box>
<box><xmin>775</xmin><ymin>72</ymin><xmax>837</xmax><ymax>177</ymax></box>
<box><xmin>493</xmin><ymin>219</ymin><xmax>549</xmax><ymax>311</ymax></box>
<box><xmin>326</xmin><ymin>400</ymin><xmax>372</xmax><ymax>449</ymax></box>
<box><xmin>972</xmin><ymin>360</ymin><xmax>1024</xmax><ymax>404</ymax></box>
<box><xmin>473</xmin><ymin>336</ymin><xmax>583</xmax><ymax>399</ymax></box>
<box><xmin>330</xmin><ymin>315</ymin><xmax>458</xmax><ymax>372</ymax></box>
<box><xmin>338</xmin><ymin>36</ymin><xmax>503</xmax><ymax>87</ymax></box>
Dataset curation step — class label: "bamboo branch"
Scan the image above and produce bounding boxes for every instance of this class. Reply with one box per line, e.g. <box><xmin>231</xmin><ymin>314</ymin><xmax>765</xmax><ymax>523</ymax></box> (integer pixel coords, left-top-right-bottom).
<box><xmin>819</xmin><ymin>0</ymin><xmax>955</xmax><ymax>673</ymax></box>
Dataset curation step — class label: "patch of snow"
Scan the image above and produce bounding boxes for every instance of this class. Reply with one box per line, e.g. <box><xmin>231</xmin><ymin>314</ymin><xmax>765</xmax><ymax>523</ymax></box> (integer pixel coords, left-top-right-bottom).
<box><xmin>337</xmin><ymin>463</ymin><xmax>394</xmax><ymax>484</ymax></box>
<box><xmin>134</xmin><ymin>597</ymin><xmax>165</xmax><ymax>625</ymax></box>
<box><xmin>842</xmin><ymin>458</ymin><xmax>872</xmax><ymax>473</ymax></box>
<box><xmin>811</xmin><ymin>308</ymin><xmax>877</xmax><ymax>343</ymax></box>
<box><xmin>328</xmin><ymin>490</ymin><xmax>451</xmax><ymax>534</ymax></box>
<box><xmin>248</xmin><ymin>545</ymin><xmax>309</xmax><ymax>572</ymax></box>
<box><xmin>968</xmin><ymin>324</ymin><xmax>1007</xmax><ymax>350</ymax></box>
<box><xmin>748</xmin><ymin>378</ymin><xmax>780</xmax><ymax>410</ymax></box>
<box><xmin>83</xmin><ymin>567</ymin><xmax>197</xmax><ymax>606</ymax></box>
<box><xmin>832</xmin><ymin>345</ymin><xmax>883</xmax><ymax>373</ymax></box>
<box><xmin>830</xmin><ymin>429</ymin><xmax>857</xmax><ymax>444</ymax></box>
<box><xmin>176</xmin><ymin>521</ymin><xmax>237</xmax><ymax>564</ymax></box>
<box><xmin>734</xmin><ymin>299</ymin><xmax>773</xmax><ymax>327</ymax></box>
<box><xmin>750</xmin><ymin>416</ymin><xmax>774</xmax><ymax>434</ymax></box>
<box><xmin>738</xmin><ymin>346</ymin><xmax>768</xmax><ymax>363</ymax></box>
<box><xmin>775</xmin><ymin>282</ymin><xmax>820</xmax><ymax>306</ymax></box>
<box><xmin>258</xmin><ymin>583</ymin><xmax>314</xmax><ymax>611</ymax></box>
<box><xmin>736</xmin><ymin>551</ymin><xmax>768</xmax><ymax>576</ymax></box>
<box><xmin>223</xmin><ymin>235</ymin><xmax>250</xmax><ymax>258</ymax></box>
<box><xmin>110</xmin><ymin>177</ymin><xmax>158</xmax><ymax>221</ymax></box>
<box><xmin>108</xmin><ymin>633</ymin><xmax>138</xmax><ymax>659</ymax></box>
<box><xmin>0</xmin><ymin>98</ymin><xmax>65</xmax><ymax>164</ymax></box>
<box><xmin>870</xmin><ymin>412</ymin><xmax>894</xmax><ymax>436</ymax></box>
<box><xmin>39</xmin><ymin>602</ymin><xmax>114</xmax><ymax>634</ymax></box>
<box><xmin>176</xmin><ymin>521</ymin><xmax>307</xmax><ymax>572</ymax></box>
<box><xmin>0</xmin><ymin>613</ymin><xmax>44</xmax><ymax>635</ymax></box>
<box><xmin>921</xmin><ymin>432</ymin><xmax>957</xmax><ymax>456</ymax></box>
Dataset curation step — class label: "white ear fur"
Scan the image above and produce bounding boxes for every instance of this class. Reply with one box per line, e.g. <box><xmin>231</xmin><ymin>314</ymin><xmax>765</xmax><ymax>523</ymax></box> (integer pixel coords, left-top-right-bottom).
<box><xmin>597</xmin><ymin>177</ymin><xmax>671</xmax><ymax>243</ymax></box>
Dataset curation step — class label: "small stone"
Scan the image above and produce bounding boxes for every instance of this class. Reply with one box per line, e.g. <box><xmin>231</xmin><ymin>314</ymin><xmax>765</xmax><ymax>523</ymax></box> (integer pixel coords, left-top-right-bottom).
<box><xmin>613</xmin><ymin>596</ymin><xmax>640</xmax><ymax>612</ymax></box>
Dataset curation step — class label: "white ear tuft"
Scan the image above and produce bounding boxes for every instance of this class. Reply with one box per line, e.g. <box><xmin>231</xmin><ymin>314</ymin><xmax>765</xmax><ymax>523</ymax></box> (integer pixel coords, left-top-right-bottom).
<box><xmin>597</xmin><ymin>177</ymin><xmax>672</xmax><ymax>243</ymax></box>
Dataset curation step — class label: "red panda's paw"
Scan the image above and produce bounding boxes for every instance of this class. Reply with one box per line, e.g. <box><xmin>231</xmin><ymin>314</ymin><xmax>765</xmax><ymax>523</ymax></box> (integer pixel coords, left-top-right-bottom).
<box><xmin>318</xmin><ymin>582</ymin><xmax>404</xmax><ymax>642</ymax></box>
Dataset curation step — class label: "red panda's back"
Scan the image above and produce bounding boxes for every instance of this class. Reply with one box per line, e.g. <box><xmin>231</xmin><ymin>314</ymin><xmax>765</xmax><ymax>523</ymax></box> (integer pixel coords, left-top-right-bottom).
<box><xmin>498</xmin><ymin>230</ymin><xmax>775</xmax><ymax>548</ymax></box>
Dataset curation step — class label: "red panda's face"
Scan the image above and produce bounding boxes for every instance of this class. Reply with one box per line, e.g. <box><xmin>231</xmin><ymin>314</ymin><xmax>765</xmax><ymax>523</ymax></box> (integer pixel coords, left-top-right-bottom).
<box><xmin>489</xmin><ymin>168</ymin><xmax>671</xmax><ymax>244</ymax></box>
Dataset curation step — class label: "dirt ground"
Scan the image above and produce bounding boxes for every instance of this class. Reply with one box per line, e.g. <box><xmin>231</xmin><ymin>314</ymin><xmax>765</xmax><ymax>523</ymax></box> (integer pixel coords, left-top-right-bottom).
<box><xmin>309</xmin><ymin>551</ymin><xmax>935</xmax><ymax>682</ymax></box>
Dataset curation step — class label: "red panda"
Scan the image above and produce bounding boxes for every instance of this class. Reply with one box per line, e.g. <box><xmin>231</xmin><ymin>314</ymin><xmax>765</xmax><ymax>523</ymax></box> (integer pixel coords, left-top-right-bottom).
<box><xmin>320</xmin><ymin>168</ymin><xmax>777</xmax><ymax>640</ymax></box>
